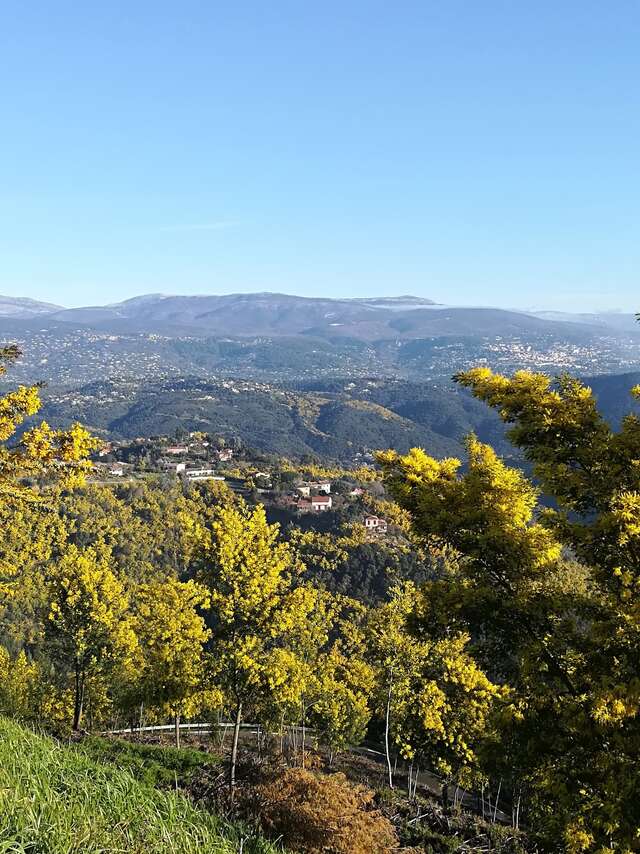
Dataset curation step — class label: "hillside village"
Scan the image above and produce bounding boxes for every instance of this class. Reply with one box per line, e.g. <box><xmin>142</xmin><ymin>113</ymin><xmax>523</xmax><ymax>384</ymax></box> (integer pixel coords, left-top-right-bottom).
<box><xmin>93</xmin><ymin>431</ymin><xmax>391</xmax><ymax>536</ymax></box>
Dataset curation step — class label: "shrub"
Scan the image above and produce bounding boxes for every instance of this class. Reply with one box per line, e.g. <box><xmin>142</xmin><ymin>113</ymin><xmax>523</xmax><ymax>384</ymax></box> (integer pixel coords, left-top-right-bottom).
<box><xmin>256</xmin><ymin>767</ymin><xmax>397</xmax><ymax>854</ymax></box>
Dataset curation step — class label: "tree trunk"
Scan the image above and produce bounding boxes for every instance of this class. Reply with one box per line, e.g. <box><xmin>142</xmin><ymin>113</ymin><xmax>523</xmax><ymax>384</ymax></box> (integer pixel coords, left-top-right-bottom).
<box><xmin>174</xmin><ymin>711</ymin><xmax>181</xmax><ymax>749</ymax></box>
<box><xmin>514</xmin><ymin>788</ymin><xmax>521</xmax><ymax>830</ymax></box>
<box><xmin>493</xmin><ymin>778</ymin><xmax>502</xmax><ymax>822</ymax></box>
<box><xmin>384</xmin><ymin>674</ymin><xmax>394</xmax><ymax>788</ymax></box>
<box><xmin>279</xmin><ymin>710</ymin><xmax>285</xmax><ymax>754</ymax></box>
<box><xmin>73</xmin><ymin>662</ymin><xmax>85</xmax><ymax>731</ymax></box>
<box><xmin>217</xmin><ymin>712</ymin><xmax>228</xmax><ymax>751</ymax></box>
<box><xmin>229</xmin><ymin>701</ymin><xmax>243</xmax><ymax>796</ymax></box>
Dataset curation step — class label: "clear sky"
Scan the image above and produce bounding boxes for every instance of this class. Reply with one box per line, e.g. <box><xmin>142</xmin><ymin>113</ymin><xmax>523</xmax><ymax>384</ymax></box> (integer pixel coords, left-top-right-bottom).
<box><xmin>1</xmin><ymin>1</ymin><xmax>639</xmax><ymax>311</ymax></box>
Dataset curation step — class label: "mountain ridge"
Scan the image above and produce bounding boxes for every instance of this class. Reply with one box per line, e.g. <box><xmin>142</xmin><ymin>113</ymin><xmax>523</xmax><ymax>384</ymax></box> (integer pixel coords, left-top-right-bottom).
<box><xmin>0</xmin><ymin>291</ymin><xmax>625</xmax><ymax>342</ymax></box>
<box><xmin>0</xmin><ymin>295</ymin><xmax>64</xmax><ymax>318</ymax></box>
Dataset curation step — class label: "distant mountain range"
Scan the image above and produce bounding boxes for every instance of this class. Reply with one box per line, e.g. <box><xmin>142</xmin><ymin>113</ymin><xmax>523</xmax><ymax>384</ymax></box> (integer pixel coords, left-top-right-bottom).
<box><xmin>1</xmin><ymin>291</ymin><xmax>635</xmax><ymax>340</ymax></box>
<box><xmin>2</xmin><ymin>292</ymin><xmax>637</xmax><ymax>462</ymax></box>
<box><xmin>533</xmin><ymin>310</ymin><xmax>640</xmax><ymax>333</ymax></box>
<box><xmin>1</xmin><ymin>292</ymin><xmax>639</xmax><ymax>388</ymax></box>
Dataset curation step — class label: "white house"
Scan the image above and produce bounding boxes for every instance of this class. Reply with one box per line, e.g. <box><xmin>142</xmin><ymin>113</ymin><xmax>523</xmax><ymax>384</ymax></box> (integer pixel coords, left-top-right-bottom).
<box><xmin>364</xmin><ymin>515</ymin><xmax>388</xmax><ymax>534</ymax></box>
<box><xmin>161</xmin><ymin>461</ymin><xmax>186</xmax><ymax>473</ymax></box>
<box><xmin>298</xmin><ymin>481</ymin><xmax>331</xmax><ymax>497</ymax></box>
<box><xmin>185</xmin><ymin>468</ymin><xmax>225</xmax><ymax>482</ymax></box>
<box><xmin>310</xmin><ymin>495</ymin><xmax>332</xmax><ymax>512</ymax></box>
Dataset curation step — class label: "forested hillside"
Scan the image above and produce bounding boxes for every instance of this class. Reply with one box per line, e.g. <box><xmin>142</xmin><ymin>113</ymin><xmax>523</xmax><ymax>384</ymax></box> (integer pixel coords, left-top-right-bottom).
<box><xmin>31</xmin><ymin>376</ymin><xmax>510</xmax><ymax>462</ymax></box>
<box><xmin>27</xmin><ymin>371</ymin><xmax>640</xmax><ymax>466</ymax></box>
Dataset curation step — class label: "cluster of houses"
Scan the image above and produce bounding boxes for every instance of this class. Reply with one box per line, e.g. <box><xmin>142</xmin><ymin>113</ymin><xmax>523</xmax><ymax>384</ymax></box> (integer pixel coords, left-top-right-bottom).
<box><xmin>274</xmin><ymin>481</ymin><xmax>388</xmax><ymax>533</ymax></box>
<box><xmin>295</xmin><ymin>480</ymin><xmax>333</xmax><ymax>512</ymax></box>
<box><xmin>95</xmin><ymin>434</ymin><xmax>234</xmax><ymax>482</ymax></box>
<box><xmin>276</xmin><ymin>480</ymin><xmax>334</xmax><ymax>513</ymax></box>
<box><xmin>164</xmin><ymin>444</ymin><xmax>234</xmax><ymax>462</ymax></box>
<box><xmin>94</xmin><ymin>437</ymin><xmax>388</xmax><ymax>535</ymax></box>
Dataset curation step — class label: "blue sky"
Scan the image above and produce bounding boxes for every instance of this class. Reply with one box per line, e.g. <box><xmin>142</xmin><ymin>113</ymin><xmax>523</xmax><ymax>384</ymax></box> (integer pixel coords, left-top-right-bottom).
<box><xmin>1</xmin><ymin>1</ymin><xmax>639</xmax><ymax>311</ymax></box>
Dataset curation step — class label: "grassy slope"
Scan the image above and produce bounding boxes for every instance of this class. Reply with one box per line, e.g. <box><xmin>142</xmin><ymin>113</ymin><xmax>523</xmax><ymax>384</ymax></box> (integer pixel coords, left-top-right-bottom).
<box><xmin>0</xmin><ymin>718</ymin><xmax>276</xmax><ymax>854</ymax></box>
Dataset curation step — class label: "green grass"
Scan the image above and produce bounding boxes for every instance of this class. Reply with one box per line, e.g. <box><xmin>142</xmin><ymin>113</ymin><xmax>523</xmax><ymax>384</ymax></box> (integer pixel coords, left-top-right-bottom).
<box><xmin>0</xmin><ymin>717</ymin><xmax>278</xmax><ymax>853</ymax></box>
<box><xmin>79</xmin><ymin>735</ymin><xmax>220</xmax><ymax>789</ymax></box>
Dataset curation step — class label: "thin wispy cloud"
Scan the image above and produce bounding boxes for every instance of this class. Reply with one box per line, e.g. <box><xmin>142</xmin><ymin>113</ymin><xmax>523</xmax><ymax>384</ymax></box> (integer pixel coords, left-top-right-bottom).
<box><xmin>158</xmin><ymin>220</ymin><xmax>238</xmax><ymax>232</ymax></box>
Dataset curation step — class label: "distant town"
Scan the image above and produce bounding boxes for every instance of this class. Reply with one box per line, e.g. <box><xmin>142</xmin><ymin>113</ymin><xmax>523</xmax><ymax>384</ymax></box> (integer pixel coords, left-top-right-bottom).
<box><xmin>3</xmin><ymin>323</ymin><xmax>640</xmax><ymax>387</ymax></box>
